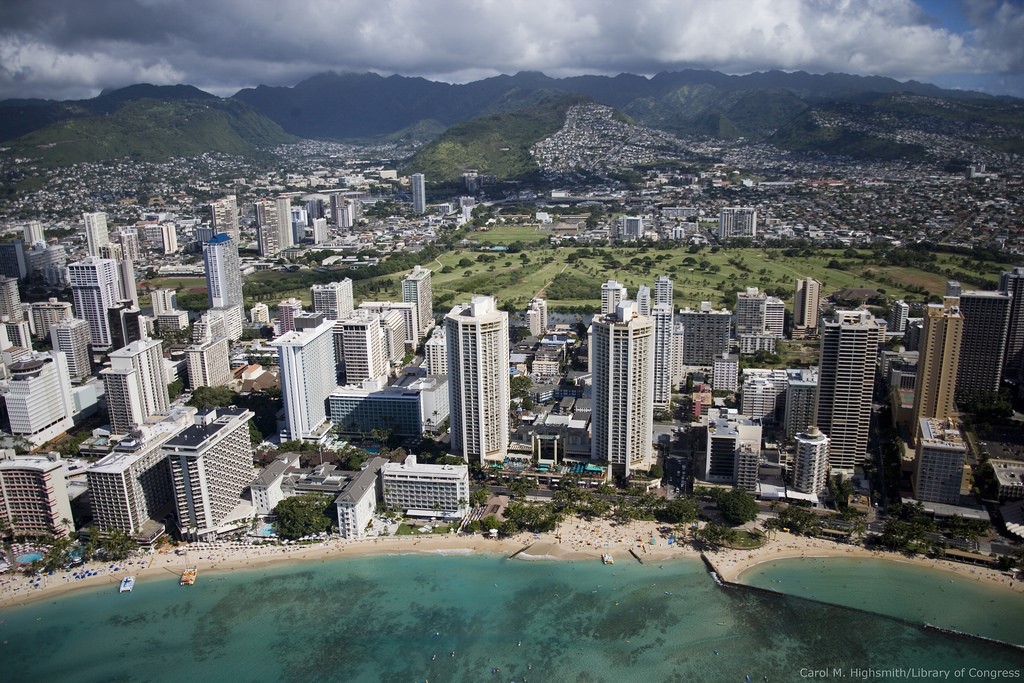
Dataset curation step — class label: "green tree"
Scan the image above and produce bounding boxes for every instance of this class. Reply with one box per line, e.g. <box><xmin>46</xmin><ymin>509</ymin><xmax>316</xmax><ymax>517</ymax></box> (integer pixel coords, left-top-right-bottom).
<box><xmin>661</xmin><ymin>496</ymin><xmax>699</xmax><ymax>526</ymax></box>
<box><xmin>187</xmin><ymin>386</ymin><xmax>235</xmax><ymax>409</ymax></box>
<box><xmin>470</xmin><ymin>488</ymin><xmax>490</xmax><ymax>506</ymax></box>
<box><xmin>273</xmin><ymin>493</ymin><xmax>334</xmax><ymax>540</ymax></box>
<box><xmin>510</xmin><ymin>375</ymin><xmax>533</xmax><ymax>401</ymax></box>
<box><xmin>719</xmin><ymin>489</ymin><xmax>759</xmax><ymax>525</ymax></box>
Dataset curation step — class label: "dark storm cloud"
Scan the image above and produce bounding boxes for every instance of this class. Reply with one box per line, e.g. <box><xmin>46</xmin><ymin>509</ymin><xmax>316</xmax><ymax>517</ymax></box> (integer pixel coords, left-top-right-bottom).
<box><xmin>0</xmin><ymin>0</ymin><xmax>1020</xmax><ymax>101</ymax></box>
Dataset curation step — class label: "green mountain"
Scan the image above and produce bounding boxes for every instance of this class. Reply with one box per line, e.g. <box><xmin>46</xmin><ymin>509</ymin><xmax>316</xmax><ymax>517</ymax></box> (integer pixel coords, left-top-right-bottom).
<box><xmin>2</xmin><ymin>97</ymin><xmax>295</xmax><ymax>165</ymax></box>
<box><xmin>403</xmin><ymin>94</ymin><xmax>590</xmax><ymax>182</ymax></box>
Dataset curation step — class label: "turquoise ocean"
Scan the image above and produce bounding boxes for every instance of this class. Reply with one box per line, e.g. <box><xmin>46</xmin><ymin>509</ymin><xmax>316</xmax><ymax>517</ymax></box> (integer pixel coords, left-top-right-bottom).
<box><xmin>1</xmin><ymin>554</ymin><xmax>1022</xmax><ymax>682</ymax></box>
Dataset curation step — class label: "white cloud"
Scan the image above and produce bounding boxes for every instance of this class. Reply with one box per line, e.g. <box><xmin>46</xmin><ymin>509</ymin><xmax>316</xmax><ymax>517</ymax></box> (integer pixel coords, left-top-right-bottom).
<box><xmin>0</xmin><ymin>0</ymin><xmax>1019</xmax><ymax>100</ymax></box>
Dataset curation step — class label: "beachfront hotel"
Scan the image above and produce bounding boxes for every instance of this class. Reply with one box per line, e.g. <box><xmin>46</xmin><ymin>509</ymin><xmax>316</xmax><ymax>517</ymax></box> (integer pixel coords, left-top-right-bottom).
<box><xmin>381</xmin><ymin>454</ymin><xmax>469</xmax><ymax>518</ymax></box>
<box><xmin>445</xmin><ymin>296</ymin><xmax>510</xmax><ymax>465</ymax></box>
<box><xmin>590</xmin><ymin>300</ymin><xmax>654</xmax><ymax>480</ymax></box>
<box><xmin>165</xmin><ymin>407</ymin><xmax>255</xmax><ymax>539</ymax></box>
<box><xmin>402</xmin><ymin>265</ymin><xmax>434</xmax><ymax>341</ymax></box>
<box><xmin>792</xmin><ymin>426</ymin><xmax>831</xmax><ymax>497</ymax></box>
<box><xmin>2</xmin><ymin>352</ymin><xmax>75</xmax><ymax>447</ymax></box>
<box><xmin>913</xmin><ymin>418</ymin><xmax>967</xmax><ymax>506</ymax></box>
<box><xmin>911</xmin><ymin>298</ymin><xmax>963</xmax><ymax>437</ymax></box>
<box><xmin>335</xmin><ymin>457</ymin><xmax>388</xmax><ymax>539</ymax></box>
<box><xmin>86</xmin><ymin>410</ymin><xmax>195</xmax><ymax>540</ymax></box>
<box><xmin>0</xmin><ymin>451</ymin><xmax>75</xmax><ymax>537</ymax></box>
<box><xmin>271</xmin><ymin>319</ymin><xmax>336</xmax><ymax>443</ymax></box>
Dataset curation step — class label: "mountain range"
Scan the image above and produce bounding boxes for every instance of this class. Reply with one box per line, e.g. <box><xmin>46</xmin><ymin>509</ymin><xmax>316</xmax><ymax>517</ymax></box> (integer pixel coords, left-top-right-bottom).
<box><xmin>3</xmin><ymin>70</ymin><xmax>1022</xmax><ymax>173</ymax></box>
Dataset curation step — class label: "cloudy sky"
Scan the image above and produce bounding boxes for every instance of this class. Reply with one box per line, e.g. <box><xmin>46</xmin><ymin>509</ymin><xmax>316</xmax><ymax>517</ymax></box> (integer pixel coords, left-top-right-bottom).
<box><xmin>1</xmin><ymin>0</ymin><xmax>1022</xmax><ymax>101</ymax></box>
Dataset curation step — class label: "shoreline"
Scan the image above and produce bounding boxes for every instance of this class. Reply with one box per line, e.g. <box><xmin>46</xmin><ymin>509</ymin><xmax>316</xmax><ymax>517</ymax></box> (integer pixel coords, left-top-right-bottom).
<box><xmin>2</xmin><ymin>521</ymin><xmax>1020</xmax><ymax>611</ymax></box>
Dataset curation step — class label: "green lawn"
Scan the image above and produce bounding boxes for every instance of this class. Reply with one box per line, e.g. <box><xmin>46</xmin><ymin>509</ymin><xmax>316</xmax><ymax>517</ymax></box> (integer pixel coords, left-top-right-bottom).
<box><xmin>469</xmin><ymin>224</ymin><xmax>553</xmax><ymax>245</ymax></box>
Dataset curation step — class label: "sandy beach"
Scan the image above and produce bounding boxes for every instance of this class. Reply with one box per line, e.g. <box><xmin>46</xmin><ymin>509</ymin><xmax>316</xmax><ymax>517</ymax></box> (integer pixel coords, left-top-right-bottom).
<box><xmin>1</xmin><ymin>519</ymin><xmax>1019</xmax><ymax>609</ymax></box>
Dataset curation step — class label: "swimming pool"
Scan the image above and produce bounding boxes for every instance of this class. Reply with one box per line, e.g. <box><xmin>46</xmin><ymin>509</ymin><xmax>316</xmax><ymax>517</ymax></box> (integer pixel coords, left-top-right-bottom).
<box><xmin>16</xmin><ymin>552</ymin><xmax>44</xmax><ymax>564</ymax></box>
<box><xmin>257</xmin><ymin>523</ymin><xmax>277</xmax><ymax>537</ymax></box>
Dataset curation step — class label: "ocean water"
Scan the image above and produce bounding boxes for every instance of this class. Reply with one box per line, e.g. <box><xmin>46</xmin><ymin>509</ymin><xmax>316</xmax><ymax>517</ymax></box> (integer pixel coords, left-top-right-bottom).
<box><xmin>740</xmin><ymin>556</ymin><xmax>1024</xmax><ymax>645</ymax></box>
<box><xmin>0</xmin><ymin>554</ymin><xmax>1021</xmax><ymax>683</ymax></box>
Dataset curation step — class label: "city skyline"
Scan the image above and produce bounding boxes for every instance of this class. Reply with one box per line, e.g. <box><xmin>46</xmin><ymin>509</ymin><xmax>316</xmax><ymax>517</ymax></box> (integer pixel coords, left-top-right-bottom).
<box><xmin>1</xmin><ymin>1</ymin><xmax>1023</xmax><ymax>101</ymax></box>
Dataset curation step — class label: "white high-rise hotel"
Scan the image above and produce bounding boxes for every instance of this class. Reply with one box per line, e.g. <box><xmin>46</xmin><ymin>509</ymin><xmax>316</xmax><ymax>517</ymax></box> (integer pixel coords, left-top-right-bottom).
<box><xmin>591</xmin><ymin>301</ymin><xmax>654</xmax><ymax>480</ymax></box>
<box><xmin>311</xmin><ymin>280</ymin><xmax>354</xmax><ymax>320</ymax></box>
<box><xmin>83</xmin><ymin>211</ymin><xmax>109</xmax><ymax>257</ymax></box>
<box><xmin>272</xmin><ymin>319</ymin><xmax>336</xmax><ymax>442</ymax></box>
<box><xmin>3</xmin><ymin>353</ymin><xmax>75</xmax><ymax>447</ymax></box>
<box><xmin>101</xmin><ymin>339</ymin><xmax>169</xmax><ymax>435</ymax></box>
<box><xmin>445</xmin><ymin>296</ymin><xmax>509</xmax><ymax>464</ymax></box>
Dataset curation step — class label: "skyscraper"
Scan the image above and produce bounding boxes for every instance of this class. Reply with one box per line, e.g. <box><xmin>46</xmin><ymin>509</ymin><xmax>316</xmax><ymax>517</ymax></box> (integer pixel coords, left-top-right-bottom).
<box><xmin>600</xmin><ymin>280</ymin><xmax>627</xmax><ymax>315</ymax></box>
<box><xmin>83</xmin><ymin>212</ymin><xmax>109</xmax><ymax>257</ymax></box>
<box><xmin>792</xmin><ymin>277</ymin><xmax>821</xmax><ymax>338</ymax></box>
<box><xmin>50</xmin><ymin>318</ymin><xmax>91</xmax><ymax>382</ymax></box>
<box><xmin>337</xmin><ymin>311</ymin><xmax>388</xmax><ymax>384</ymax></box>
<box><xmin>102</xmin><ymin>339</ymin><xmax>169</xmax><ymax>434</ymax></box>
<box><xmin>255</xmin><ymin>199</ymin><xmax>281</xmax><ymax>257</ymax></box>
<box><xmin>271</xmin><ymin>319</ymin><xmax>336</xmax><ymax>442</ymax></box>
<box><xmin>3</xmin><ymin>353</ymin><xmax>75</xmax><ymax>447</ymax></box>
<box><xmin>23</xmin><ymin>220</ymin><xmax>45</xmax><ymax>245</ymax></box>
<box><xmin>651</xmin><ymin>303</ymin><xmax>674</xmax><ymax>408</ymax></box>
<box><xmin>999</xmin><ymin>266</ymin><xmax>1024</xmax><ymax>384</ymax></box>
<box><xmin>185</xmin><ymin>335</ymin><xmax>232</xmax><ymax>390</ymax></box>
<box><xmin>888</xmin><ymin>300</ymin><xmax>910</xmax><ymax>334</ymax></box>
<box><xmin>957</xmin><ymin>290</ymin><xmax>1011</xmax><ymax>401</ymax></box>
<box><xmin>0</xmin><ymin>451</ymin><xmax>74</xmax><ymax>538</ymax></box>
<box><xmin>204</xmin><ymin>234</ymin><xmax>243</xmax><ymax>309</ymax></box>
<box><xmin>445</xmin><ymin>296</ymin><xmax>509</xmax><ymax>464</ymax></box>
<box><xmin>913</xmin><ymin>418</ymin><xmax>966</xmax><ymax>505</ymax></box>
<box><xmin>717</xmin><ymin>207</ymin><xmax>757</xmax><ymax>239</ymax></box>
<box><xmin>68</xmin><ymin>256</ymin><xmax>120</xmax><ymax>349</ymax></box>
<box><xmin>30</xmin><ymin>298</ymin><xmax>72</xmax><ymax>340</ymax></box>
<box><xmin>792</xmin><ymin>426</ymin><xmax>830</xmax><ymax>496</ymax></box>
<box><xmin>911</xmin><ymin>298</ymin><xmax>963</xmax><ymax>436</ymax></box>
<box><xmin>402</xmin><ymin>265</ymin><xmax>434</xmax><ymax>339</ymax></box>
<box><xmin>411</xmin><ymin>173</ymin><xmax>426</xmax><ymax>214</ymax></box>
<box><xmin>277</xmin><ymin>297</ymin><xmax>303</xmax><ymax>335</ymax></box>
<box><xmin>677</xmin><ymin>303</ymin><xmax>732</xmax><ymax>366</ymax></box>
<box><xmin>210</xmin><ymin>195</ymin><xmax>239</xmax><ymax>242</ymax></box>
<box><xmin>654</xmin><ymin>275</ymin><xmax>673</xmax><ymax>308</ymax></box>
<box><xmin>591</xmin><ymin>301</ymin><xmax>654</xmax><ymax>480</ymax></box>
<box><xmin>311</xmin><ymin>280</ymin><xmax>354</xmax><ymax>320</ymax></box>
<box><xmin>636</xmin><ymin>285</ymin><xmax>651</xmax><ymax>316</ymax></box>
<box><xmin>526</xmin><ymin>297</ymin><xmax>548</xmax><ymax>337</ymax></box>
<box><xmin>0</xmin><ymin>276</ymin><xmax>23</xmax><ymax>322</ymax></box>
<box><xmin>816</xmin><ymin>310</ymin><xmax>881</xmax><ymax>471</ymax></box>
<box><xmin>166</xmin><ymin>407</ymin><xmax>254</xmax><ymax>538</ymax></box>
<box><xmin>735</xmin><ymin>287</ymin><xmax>767</xmax><ymax>337</ymax></box>
<box><xmin>276</xmin><ymin>196</ymin><xmax>294</xmax><ymax>250</ymax></box>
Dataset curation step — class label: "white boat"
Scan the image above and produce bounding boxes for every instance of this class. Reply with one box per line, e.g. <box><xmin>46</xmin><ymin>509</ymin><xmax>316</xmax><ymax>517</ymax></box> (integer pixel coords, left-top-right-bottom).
<box><xmin>602</xmin><ymin>553</ymin><xmax>614</xmax><ymax>565</ymax></box>
<box><xmin>119</xmin><ymin>576</ymin><xmax>135</xmax><ymax>593</ymax></box>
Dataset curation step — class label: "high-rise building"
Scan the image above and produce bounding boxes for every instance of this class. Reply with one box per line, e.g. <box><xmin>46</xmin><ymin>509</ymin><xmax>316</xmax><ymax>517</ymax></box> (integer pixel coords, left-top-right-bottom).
<box><xmin>889</xmin><ymin>300</ymin><xmax>910</xmax><ymax>334</ymax></box>
<box><xmin>255</xmin><ymin>199</ymin><xmax>281</xmax><ymax>257</ymax></box>
<box><xmin>83</xmin><ymin>212</ymin><xmax>109</xmax><ymax>257</ymax></box>
<box><xmin>117</xmin><ymin>259</ymin><xmax>139</xmax><ymax>308</ymax></box>
<box><xmin>702</xmin><ymin>409</ymin><xmax>762</xmax><ymax>491</ymax></box>
<box><xmin>210</xmin><ymin>195</ymin><xmax>239</xmax><ymax>242</ymax></box>
<box><xmin>591</xmin><ymin>301</ymin><xmax>654</xmax><ymax>480</ymax></box>
<box><xmin>713</xmin><ymin>353</ymin><xmax>740</xmax><ymax>393</ymax></box>
<box><xmin>0</xmin><ymin>240</ymin><xmax>28</xmax><ymax>281</ymax></box>
<box><xmin>402</xmin><ymin>265</ymin><xmax>434</xmax><ymax>339</ymax></box>
<box><xmin>957</xmin><ymin>290</ymin><xmax>1011</xmax><ymax>401</ymax></box>
<box><xmin>311</xmin><ymin>280</ymin><xmax>354</xmax><ymax>320</ymax></box>
<box><xmin>445</xmin><ymin>296</ymin><xmax>509</xmax><ymax>464</ymax></box>
<box><xmin>250</xmin><ymin>302</ymin><xmax>270</xmax><ymax>325</ymax></box>
<box><xmin>654</xmin><ymin>275</ymin><xmax>673</xmax><ymax>308</ymax></box>
<box><xmin>600</xmin><ymin>280</ymin><xmax>627</xmax><ymax>315</ymax></box>
<box><xmin>4</xmin><ymin>319</ymin><xmax>32</xmax><ymax>351</ymax></box>
<box><xmin>717</xmin><ymin>207</ymin><xmax>757</xmax><ymax>239</ymax></box>
<box><xmin>526</xmin><ymin>297</ymin><xmax>548</xmax><ymax>337</ymax></box>
<box><xmin>204</xmin><ymin>234</ymin><xmax>243</xmax><ymax>310</ymax></box>
<box><xmin>102</xmin><ymin>339</ymin><xmax>169</xmax><ymax>434</ymax></box>
<box><xmin>0</xmin><ymin>276</ymin><xmax>22</xmax><ymax>322</ymax></box>
<box><xmin>0</xmin><ymin>451</ymin><xmax>74</xmax><ymax>537</ymax></box>
<box><xmin>411</xmin><ymin>173</ymin><xmax>426</xmax><ymax>214</ymax></box>
<box><xmin>765</xmin><ymin>297</ymin><xmax>785</xmax><ymax>337</ymax></box>
<box><xmin>50</xmin><ymin>318</ymin><xmax>91</xmax><ymax>382</ymax></box>
<box><xmin>68</xmin><ymin>256</ymin><xmax>120</xmax><ymax>349</ymax></box>
<box><xmin>23</xmin><ymin>220</ymin><xmax>45</xmax><ymax>245</ymax></box>
<box><xmin>735</xmin><ymin>287</ymin><xmax>767</xmax><ymax>337</ymax></box>
<box><xmin>337</xmin><ymin>310</ymin><xmax>388</xmax><ymax>384</ymax></box>
<box><xmin>636</xmin><ymin>285</ymin><xmax>652</xmax><ymax>316</ymax></box>
<box><xmin>271</xmin><ymin>319</ymin><xmax>336</xmax><ymax>442</ymax></box>
<box><xmin>86</xmin><ymin>413</ymin><xmax>192</xmax><ymax>536</ymax></box>
<box><xmin>276</xmin><ymin>196</ymin><xmax>294</xmax><ymax>250</ymax></box>
<box><xmin>677</xmin><ymin>303</ymin><xmax>731</xmax><ymax>366</ymax></box>
<box><xmin>186</xmin><ymin>335</ymin><xmax>232</xmax><ymax>390</ymax></box>
<box><xmin>381</xmin><ymin>454</ymin><xmax>470</xmax><ymax>518</ymax></box>
<box><xmin>117</xmin><ymin>228</ymin><xmax>140</xmax><ymax>263</ymax></box>
<box><xmin>166</xmin><ymin>407</ymin><xmax>254</xmax><ymax>537</ymax></box>
<box><xmin>359</xmin><ymin>301</ymin><xmax>418</xmax><ymax>351</ymax></box>
<box><xmin>106</xmin><ymin>300</ymin><xmax>144</xmax><ymax>351</ymax></box>
<box><xmin>913</xmin><ymin>418</ymin><xmax>966</xmax><ymax>505</ymax></box>
<box><xmin>3</xmin><ymin>353</ymin><xmax>75</xmax><ymax>446</ymax></box>
<box><xmin>792</xmin><ymin>426</ymin><xmax>830</xmax><ymax>496</ymax></box>
<box><xmin>651</xmin><ymin>303</ymin><xmax>674</xmax><ymax>408</ymax></box>
<box><xmin>999</xmin><ymin>266</ymin><xmax>1024</xmax><ymax>384</ymax></box>
<box><xmin>277</xmin><ymin>297</ymin><xmax>303</xmax><ymax>335</ymax></box>
<box><xmin>151</xmin><ymin>288</ymin><xmax>178</xmax><ymax>316</ymax></box>
<box><xmin>816</xmin><ymin>310</ymin><xmax>881</xmax><ymax>471</ymax></box>
<box><xmin>911</xmin><ymin>298</ymin><xmax>963</xmax><ymax>435</ymax></box>
<box><xmin>792</xmin><ymin>278</ymin><xmax>821</xmax><ymax>338</ymax></box>
<box><xmin>784</xmin><ymin>368</ymin><xmax>819</xmax><ymax>441</ymax></box>
<box><xmin>424</xmin><ymin>326</ymin><xmax>448</xmax><ymax>376</ymax></box>
<box><xmin>311</xmin><ymin>217</ymin><xmax>328</xmax><ymax>244</ymax></box>
<box><xmin>30</xmin><ymin>298</ymin><xmax>72</xmax><ymax>339</ymax></box>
